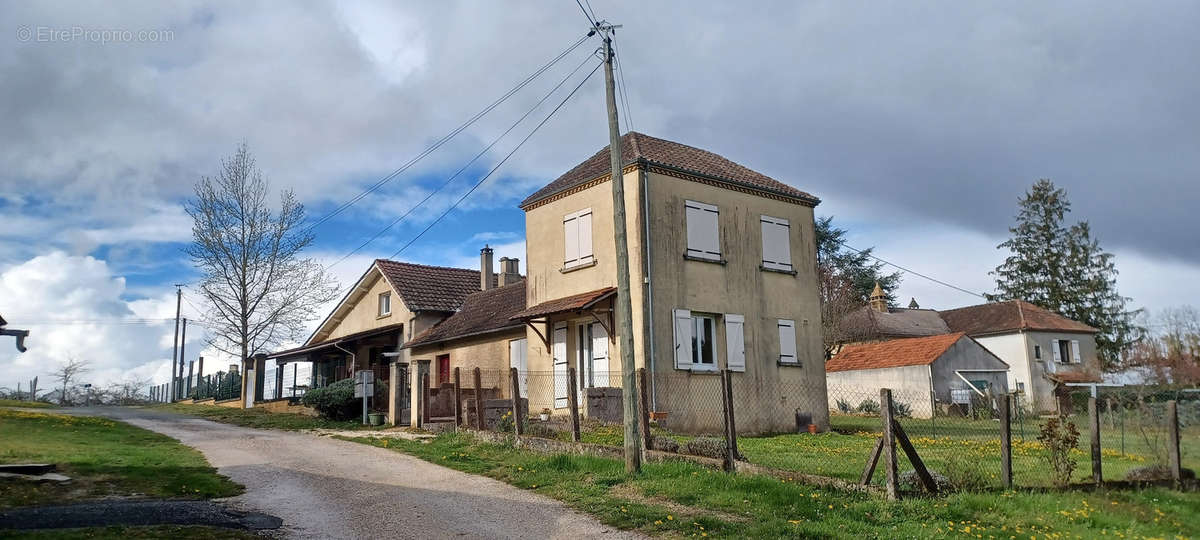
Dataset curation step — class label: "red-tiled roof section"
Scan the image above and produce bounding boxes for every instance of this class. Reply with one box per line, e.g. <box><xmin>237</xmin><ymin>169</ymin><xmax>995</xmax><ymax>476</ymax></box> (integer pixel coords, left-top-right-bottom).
<box><xmin>827</xmin><ymin>333</ymin><xmax>965</xmax><ymax>373</ymax></box>
<box><xmin>269</xmin><ymin>322</ymin><xmax>405</xmax><ymax>359</ymax></box>
<box><xmin>520</xmin><ymin>132</ymin><xmax>818</xmax><ymax>208</ymax></box>
<box><xmin>511</xmin><ymin>287</ymin><xmax>616</xmax><ymax>320</ymax></box>
<box><xmin>375</xmin><ymin>259</ymin><xmax>494</xmax><ymax>313</ymax></box>
<box><xmin>406</xmin><ymin>281</ymin><xmax>527</xmax><ymax>348</ymax></box>
<box><xmin>940</xmin><ymin>300</ymin><xmax>1096</xmax><ymax>336</ymax></box>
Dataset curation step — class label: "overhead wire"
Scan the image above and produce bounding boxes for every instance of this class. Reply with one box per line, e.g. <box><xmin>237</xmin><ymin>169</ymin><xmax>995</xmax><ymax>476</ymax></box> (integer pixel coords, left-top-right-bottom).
<box><xmin>836</xmin><ymin>240</ymin><xmax>989</xmax><ymax>300</ymax></box>
<box><xmin>388</xmin><ymin>60</ymin><xmax>603</xmax><ymax>259</ymax></box>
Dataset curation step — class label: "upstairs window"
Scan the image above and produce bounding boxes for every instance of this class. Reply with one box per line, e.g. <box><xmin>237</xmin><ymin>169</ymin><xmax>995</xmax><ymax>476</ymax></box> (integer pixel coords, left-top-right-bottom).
<box><xmin>778</xmin><ymin>319</ymin><xmax>798</xmax><ymax>365</ymax></box>
<box><xmin>378</xmin><ymin>292</ymin><xmax>391</xmax><ymax>317</ymax></box>
<box><xmin>685</xmin><ymin>200</ymin><xmax>721</xmax><ymax>261</ymax></box>
<box><xmin>563</xmin><ymin>208</ymin><xmax>594</xmax><ymax>269</ymax></box>
<box><xmin>760</xmin><ymin>215</ymin><xmax>793</xmax><ymax>272</ymax></box>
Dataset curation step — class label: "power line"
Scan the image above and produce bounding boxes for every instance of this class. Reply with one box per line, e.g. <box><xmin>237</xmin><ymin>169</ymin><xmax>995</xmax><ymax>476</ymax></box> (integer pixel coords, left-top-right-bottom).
<box><xmin>574</xmin><ymin>0</ymin><xmax>599</xmax><ymax>28</ymax></box>
<box><xmin>389</xmin><ymin>61</ymin><xmax>603</xmax><ymax>259</ymax></box>
<box><xmin>303</xmin><ymin>33</ymin><xmax>592</xmax><ymax>233</ymax></box>
<box><xmin>324</xmin><ymin>52</ymin><xmax>598</xmax><ymax>271</ymax></box>
<box><xmin>837</xmin><ymin>241</ymin><xmax>989</xmax><ymax>300</ymax></box>
<box><xmin>614</xmin><ymin>49</ymin><xmax>635</xmax><ymax>133</ymax></box>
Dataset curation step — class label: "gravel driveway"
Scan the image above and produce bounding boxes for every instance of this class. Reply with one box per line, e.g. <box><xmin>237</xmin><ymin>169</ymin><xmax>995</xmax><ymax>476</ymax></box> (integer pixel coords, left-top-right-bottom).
<box><xmin>83</xmin><ymin>407</ymin><xmax>641</xmax><ymax>539</ymax></box>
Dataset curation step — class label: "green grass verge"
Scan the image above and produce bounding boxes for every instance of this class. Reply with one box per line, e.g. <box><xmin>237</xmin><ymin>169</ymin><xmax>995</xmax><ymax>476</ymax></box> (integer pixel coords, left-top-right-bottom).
<box><xmin>0</xmin><ymin>525</ymin><xmax>260</xmax><ymax>539</ymax></box>
<box><xmin>345</xmin><ymin>431</ymin><xmax>1198</xmax><ymax>539</ymax></box>
<box><xmin>152</xmin><ymin>402</ymin><xmax>382</xmax><ymax>431</ymax></box>
<box><xmin>0</xmin><ymin>399</ymin><xmax>52</xmax><ymax>408</ymax></box>
<box><xmin>0</xmin><ymin>408</ymin><xmax>242</xmax><ymax>508</ymax></box>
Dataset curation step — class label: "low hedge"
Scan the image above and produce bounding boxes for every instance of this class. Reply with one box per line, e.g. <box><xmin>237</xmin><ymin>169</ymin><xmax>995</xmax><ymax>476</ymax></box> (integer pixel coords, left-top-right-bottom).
<box><xmin>301</xmin><ymin>377</ymin><xmax>388</xmax><ymax>421</ymax></box>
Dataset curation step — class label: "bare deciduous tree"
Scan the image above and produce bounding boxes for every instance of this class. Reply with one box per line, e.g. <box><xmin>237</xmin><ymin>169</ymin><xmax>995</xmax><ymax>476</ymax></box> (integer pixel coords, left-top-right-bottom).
<box><xmin>53</xmin><ymin>356</ymin><xmax>91</xmax><ymax>405</ymax></box>
<box><xmin>820</xmin><ymin>269</ymin><xmax>863</xmax><ymax>359</ymax></box>
<box><xmin>185</xmin><ymin>143</ymin><xmax>339</xmax><ymax>365</ymax></box>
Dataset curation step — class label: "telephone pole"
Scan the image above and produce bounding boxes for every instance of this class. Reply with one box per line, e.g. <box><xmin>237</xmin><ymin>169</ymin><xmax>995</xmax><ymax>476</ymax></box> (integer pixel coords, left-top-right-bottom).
<box><xmin>598</xmin><ymin>21</ymin><xmax>642</xmax><ymax>472</ymax></box>
<box><xmin>179</xmin><ymin>318</ymin><xmax>187</xmax><ymax>400</ymax></box>
<box><xmin>171</xmin><ymin>285</ymin><xmax>182</xmax><ymax>402</ymax></box>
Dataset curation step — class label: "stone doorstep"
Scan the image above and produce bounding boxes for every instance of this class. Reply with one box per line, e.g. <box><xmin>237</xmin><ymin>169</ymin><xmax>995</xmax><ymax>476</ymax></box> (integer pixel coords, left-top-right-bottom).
<box><xmin>0</xmin><ymin>463</ymin><xmax>56</xmax><ymax>475</ymax></box>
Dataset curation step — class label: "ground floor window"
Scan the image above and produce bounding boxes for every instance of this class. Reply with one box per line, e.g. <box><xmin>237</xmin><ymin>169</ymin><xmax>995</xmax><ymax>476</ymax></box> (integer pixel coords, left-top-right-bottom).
<box><xmin>691</xmin><ymin>314</ymin><xmax>716</xmax><ymax>369</ymax></box>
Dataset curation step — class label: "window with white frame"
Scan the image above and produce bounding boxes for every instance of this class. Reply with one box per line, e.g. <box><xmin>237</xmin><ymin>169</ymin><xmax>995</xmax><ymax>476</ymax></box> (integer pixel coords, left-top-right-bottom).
<box><xmin>760</xmin><ymin>215</ymin><xmax>792</xmax><ymax>271</ymax></box>
<box><xmin>563</xmin><ymin>208</ymin><xmax>594</xmax><ymax>269</ymax></box>
<box><xmin>378</xmin><ymin>292</ymin><xmax>391</xmax><ymax>317</ymax></box>
<box><xmin>1050</xmin><ymin>339</ymin><xmax>1080</xmax><ymax>364</ymax></box>
<box><xmin>778</xmin><ymin>319</ymin><xmax>798</xmax><ymax>364</ymax></box>
<box><xmin>672</xmin><ymin>309</ymin><xmax>718</xmax><ymax>371</ymax></box>
<box><xmin>684</xmin><ymin>200</ymin><xmax>721</xmax><ymax>261</ymax></box>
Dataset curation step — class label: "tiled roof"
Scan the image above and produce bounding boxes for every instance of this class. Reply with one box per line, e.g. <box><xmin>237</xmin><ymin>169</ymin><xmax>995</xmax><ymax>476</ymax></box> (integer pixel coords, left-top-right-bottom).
<box><xmin>1048</xmin><ymin>371</ymin><xmax>1103</xmax><ymax>384</ymax></box>
<box><xmin>511</xmin><ymin>287</ymin><xmax>617</xmax><ymax>320</ymax></box>
<box><xmin>270</xmin><ymin>322</ymin><xmax>405</xmax><ymax>359</ymax></box>
<box><xmin>406</xmin><ymin>281</ymin><xmax>527</xmax><ymax>348</ymax></box>
<box><xmin>840</xmin><ymin>306</ymin><xmax>950</xmax><ymax>341</ymax></box>
<box><xmin>827</xmin><ymin>333</ymin><xmax>966</xmax><ymax>373</ymax></box>
<box><xmin>375</xmin><ymin>259</ymin><xmax>495</xmax><ymax>313</ymax></box>
<box><xmin>940</xmin><ymin>300</ymin><xmax>1096</xmax><ymax>336</ymax></box>
<box><xmin>520</xmin><ymin>132</ymin><xmax>818</xmax><ymax>208</ymax></box>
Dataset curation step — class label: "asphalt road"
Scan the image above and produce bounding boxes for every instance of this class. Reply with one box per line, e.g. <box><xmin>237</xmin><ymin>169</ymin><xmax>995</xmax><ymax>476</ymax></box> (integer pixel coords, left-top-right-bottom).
<box><xmin>83</xmin><ymin>407</ymin><xmax>641</xmax><ymax>540</ymax></box>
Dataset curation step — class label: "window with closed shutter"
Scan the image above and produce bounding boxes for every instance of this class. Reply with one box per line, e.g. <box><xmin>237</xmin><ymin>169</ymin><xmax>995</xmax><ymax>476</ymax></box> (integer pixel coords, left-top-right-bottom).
<box><xmin>778</xmin><ymin>319</ymin><xmax>797</xmax><ymax>364</ymax></box>
<box><xmin>760</xmin><ymin>216</ymin><xmax>792</xmax><ymax>271</ymax></box>
<box><xmin>563</xmin><ymin>209</ymin><xmax>593</xmax><ymax>269</ymax></box>
<box><xmin>685</xmin><ymin>200</ymin><xmax>721</xmax><ymax>261</ymax></box>
<box><xmin>725</xmin><ymin>314</ymin><xmax>745</xmax><ymax>372</ymax></box>
<box><xmin>553</xmin><ymin>325</ymin><xmax>568</xmax><ymax>407</ymax></box>
<box><xmin>1070</xmin><ymin>340</ymin><xmax>1081</xmax><ymax>363</ymax></box>
<box><xmin>673</xmin><ymin>308</ymin><xmax>693</xmax><ymax>370</ymax></box>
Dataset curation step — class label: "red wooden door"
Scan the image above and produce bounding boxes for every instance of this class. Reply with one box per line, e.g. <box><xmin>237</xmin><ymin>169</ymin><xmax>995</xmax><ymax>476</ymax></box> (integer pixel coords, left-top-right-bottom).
<box><xmin>437</xmin><ymin>355</ymin><xmax>450</xmax><ymax>385</ymax></box>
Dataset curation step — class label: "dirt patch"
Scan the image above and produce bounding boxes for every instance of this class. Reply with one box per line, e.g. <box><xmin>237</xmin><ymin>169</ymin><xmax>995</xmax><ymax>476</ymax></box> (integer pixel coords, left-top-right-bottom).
<box><xmin>607</xmin><ymin>484</ymin><xmax>750</xmax><ymax>523</ymax></box>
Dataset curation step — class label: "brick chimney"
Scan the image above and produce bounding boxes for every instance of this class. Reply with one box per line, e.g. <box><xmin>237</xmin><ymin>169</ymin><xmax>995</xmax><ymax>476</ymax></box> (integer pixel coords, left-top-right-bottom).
<box><xmin>480</xmin><ymin>246</ymin><xmax>494</xmax><ymax>291</ymax></box>
<box><xmin>869</xmin><ymin>282</ymin><xmax>888</xmax><ymax>313</ymax></box>
<box><xmin>499</xmin><ymin>257</ymin><xmax>521</xmax><ymax>286</ymax></box>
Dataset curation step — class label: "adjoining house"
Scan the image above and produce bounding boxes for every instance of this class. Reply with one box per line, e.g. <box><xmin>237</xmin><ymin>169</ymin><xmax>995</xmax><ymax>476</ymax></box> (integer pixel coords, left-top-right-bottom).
<box><xmin>260</xmin><ymin>257</ymin><xmax>503</xmax><ymax>418</ymax></box>
<box><xmin>939</xmin><ymin>300</ymin><xmax>1100</xmax><ymax>414</ymax></box>
<box><xmin>835</xmin><ymin>284</ymin><xmax>950</xmax><ymax>349</ymax></box>
<box><xmin>825</xmin><ymin>333</ymin><xmax>1010</xmax><ymax>418</ymax></box>
<box><xmin>513</xmin><ymin>131</ymin><xmax>829</xmax><ymax>434</ymax></box>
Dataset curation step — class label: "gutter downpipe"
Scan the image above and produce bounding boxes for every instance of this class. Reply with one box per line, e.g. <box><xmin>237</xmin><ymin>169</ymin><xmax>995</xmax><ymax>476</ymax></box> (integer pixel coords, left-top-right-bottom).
<box><xmin>640</xmin><ymin>162</ymin><xmax>658</xmax><ymax>410</ymax></box>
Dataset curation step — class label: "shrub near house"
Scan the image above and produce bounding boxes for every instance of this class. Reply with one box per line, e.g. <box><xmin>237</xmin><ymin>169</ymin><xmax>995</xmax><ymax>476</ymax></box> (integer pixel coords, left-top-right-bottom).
<box><xmin>302</xmin><ymin>378</ymin><xmax>388</xmax><ymax>421</ymax></box>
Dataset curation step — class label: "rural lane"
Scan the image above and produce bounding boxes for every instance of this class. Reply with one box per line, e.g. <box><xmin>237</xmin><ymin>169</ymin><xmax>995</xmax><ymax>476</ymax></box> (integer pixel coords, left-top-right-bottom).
<box><xmin>79</xmin><ymin>407</ymin><xmax>641</xmax><ymax>540</ymax></box>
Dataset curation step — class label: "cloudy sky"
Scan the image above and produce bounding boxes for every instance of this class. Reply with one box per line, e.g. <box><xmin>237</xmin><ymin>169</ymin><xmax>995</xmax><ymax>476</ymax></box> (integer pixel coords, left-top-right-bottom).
<box><xmin>1</xmin><ymin>1</ymin><xmax>1197</xmax><ymax>391</ymax></box>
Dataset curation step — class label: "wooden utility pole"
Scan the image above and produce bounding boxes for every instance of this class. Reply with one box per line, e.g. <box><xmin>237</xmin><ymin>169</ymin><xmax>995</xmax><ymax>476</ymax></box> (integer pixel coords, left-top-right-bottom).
<box><xmin>171</xmin><ymin>286</ymin><xmax>182</xmax><ymax>402</ymax></box>
<box><xmin>178</xmin><ymin>318</ymin><xmax>187</xmax><ymax>400</ymax></box>
<box><xmin>597</xmin><ymin>21</ymin><xmax>641</xmax><ymax>474</ymax></box>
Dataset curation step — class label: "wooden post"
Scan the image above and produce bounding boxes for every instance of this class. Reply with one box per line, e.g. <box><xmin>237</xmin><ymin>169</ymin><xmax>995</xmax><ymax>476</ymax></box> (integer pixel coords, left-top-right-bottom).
<box><xmin>861</xmin><ymin>437</ymin><xmax>884</xmax><ymax>485</ymax></box>
<box><xmin>723</xmin><ymin>369</ymin><xmax>739</xmax><ymax>460</ymax></box>
<box><xmin>881</xmin><ymin>388</ymin><xmax>899</xmax><ymax>500</ymax></box>
<box><xmin>567</xmin><ymin>366</ymin><xmax>581</xmax><ymax>443</ymax></box>
<box><xmin>1000</xmin><ymin>394</ymin><xmax>1013</xmax><ymax>489</ymax></box>
<box><xmin>719</xmin><ymin>370</ymin><xmax>736</xmax><ymax>471</ymax></box>
<box><xmin>638</xmin><ymin>368</ymin><xmax>651</xmax><ymax>451</ymax></box>
<box><xmin>1089</xmin><ymin>396</ymin><xmax>1102</xmax><ymax>483</ymax></box>
<box><xmin>453</xmin><ymin>367</ymin><xmax>462</xmax><ymax>428</ymax></box>
<box><xmin>421</xmin><ymin>373</ymin><xmax>430</xmax><ymax>428</ymax></box>
<box><xmin>509</xmin><ymin>367</ymin><xmax>524</xmax><ymax>436</ymax></box>
<box><xmin>473</xmin><ymin>367</ymin><xmax>484</xmax><ymax>430</ymax></box>
<box><xmin>1168</xmin><ymin>400</ymin><xmax>1182</xmax><ymax>487</ymax></box>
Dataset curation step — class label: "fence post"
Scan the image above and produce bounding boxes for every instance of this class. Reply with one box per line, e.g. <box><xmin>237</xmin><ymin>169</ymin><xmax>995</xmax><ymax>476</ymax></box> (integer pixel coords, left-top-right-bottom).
<box><xmin>881</xmin><ymin>388</ymin><xmax>899</xmax><ymax>501</ymax></box>
<box><xmin>509</xmin><ymin>367</ymin><xmax>523</xmax><ymax>436</ymax></box>
<box><xmin>472</xmin><ymin>367</ymin><xmax>484</xmax><ymax>430</ymax></box>
<box><xmin>420</xmin><ymin>372</ymin><xmax>430</xmax><ymax>428</ymax></box>
<box><xmin>453</xmin><ymin>367</ymin><xmax>462</xmax><ymax>428</ymax></box>
<box><xmin>1168</xmin><ymin>400</ymin><xmax>1182</xmax><ymax>487</ymax></box>
<box><xmin>1089</xmin><ymin>396</ymin><xmax>1102</xmax><ymax>484</ymax></box>
<box><xmin>1000</xmin><ymin>393</ymin><xmax>1013</xmax><ymax>489</ymax></box>
<box><xmin>638</xmin><ymin>368</ymin><xmax>651</xmax><ymax>451</ymax></box>
<box><xmin>724</xmin><ymin>369</ymin><xmax>739</xmax><ymax>460</ymax></box>
<box><xmin>567</xmin><ymin>366</ymin><xmax>581</xmax><ymax>443</ymax></box>
<box><xmin>719</xmin><ymin>370</ymin><xmax>737</xmax><ymax>471</ymax></box>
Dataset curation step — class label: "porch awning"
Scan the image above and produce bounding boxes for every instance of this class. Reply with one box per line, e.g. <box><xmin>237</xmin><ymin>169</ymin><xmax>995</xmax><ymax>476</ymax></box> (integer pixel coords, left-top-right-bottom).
<box><xmin>1047</xmin><ymin>371</ymin><xmax>1102</xmax><ymax>384</ymax></box>
<box><xmin>510</xmin><ymin>287</ymin><xmax>616</xmax><ymax>321</ymax></box>
<box><xmin>266</xmin><ymin>322</ymin><xmax>404</xmax><ymax>361</ymax></box>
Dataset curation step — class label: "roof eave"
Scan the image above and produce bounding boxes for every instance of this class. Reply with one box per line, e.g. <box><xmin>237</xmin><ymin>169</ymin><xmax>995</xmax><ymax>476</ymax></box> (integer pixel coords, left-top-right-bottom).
<box><xmin>403</xmin><ymin>324</ymin><xmax>526</xmax><ymax>350</ymax></box>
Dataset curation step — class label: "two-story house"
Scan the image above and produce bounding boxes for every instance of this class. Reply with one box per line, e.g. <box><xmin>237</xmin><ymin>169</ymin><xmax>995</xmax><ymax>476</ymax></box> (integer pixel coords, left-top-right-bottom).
<box><xmin>511</xmin><ymin>132</ymin><xmax>829</xmax><ymax>434</ymax></box>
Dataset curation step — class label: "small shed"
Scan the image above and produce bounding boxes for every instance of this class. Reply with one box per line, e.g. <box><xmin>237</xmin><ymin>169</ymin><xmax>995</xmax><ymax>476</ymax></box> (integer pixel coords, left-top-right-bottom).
<box><xmin>825</xmin><ymin>333</ymin><xmax>1009</xmax><ymax>418</ymax></box>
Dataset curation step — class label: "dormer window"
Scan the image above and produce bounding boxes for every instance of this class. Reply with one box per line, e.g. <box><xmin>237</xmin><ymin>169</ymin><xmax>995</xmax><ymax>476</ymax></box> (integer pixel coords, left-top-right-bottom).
<box><xmin>378</xmin><ymin>292</ymin><xmax>391</xmax><ymax>317</ymax></box>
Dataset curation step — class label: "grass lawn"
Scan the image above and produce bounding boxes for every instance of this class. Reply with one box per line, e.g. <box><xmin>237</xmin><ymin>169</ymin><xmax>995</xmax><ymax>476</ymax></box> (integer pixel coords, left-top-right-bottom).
<box><xmin>0</xmin><ymin>408</ymin><xmax>242</xmax><ymax>508</ymax></box>
<box><xmin>345</xmin><ymin>431</ymin><xmax>1198</xmax><ymax>539</ymax></box>
<box><xmin>152</xmin><ymin>402</ymin><xmax>385</xmax><ymax>431</ymax></box>
<box><xmin>0</xmin><ymin>399</ymin><xmax>52</xmax><ymax>408</ymax></box>
<box><xmin>0</xmin><ymin>525</ymin><xmax>260</xmax><ymax>539</ymax></box>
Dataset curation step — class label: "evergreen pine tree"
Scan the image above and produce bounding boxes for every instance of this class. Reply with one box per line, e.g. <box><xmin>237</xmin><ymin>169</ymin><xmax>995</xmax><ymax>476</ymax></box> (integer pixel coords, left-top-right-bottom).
<box><xmin>815</xmin><ymin>216</ymin><xmax>902</xmax><ymax>305</ymax></box>
<box><xmin>991</xmin><ymin>179</ymin><xmax>1139</xmax><ymax>369</ymax></box>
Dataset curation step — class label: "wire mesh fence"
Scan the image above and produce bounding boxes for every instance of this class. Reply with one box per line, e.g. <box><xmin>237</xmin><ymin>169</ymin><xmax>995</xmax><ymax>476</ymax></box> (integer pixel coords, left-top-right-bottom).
<box><xmin>190</xmin><ymin>370</ymin><xmax>242</xmax><ymax>402</ymax></box>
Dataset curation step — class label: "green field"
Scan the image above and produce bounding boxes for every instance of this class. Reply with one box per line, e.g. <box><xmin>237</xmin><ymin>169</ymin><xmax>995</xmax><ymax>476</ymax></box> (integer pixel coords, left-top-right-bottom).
<box><xmin>0</xmin><ymin>399</ymin><xmax>52</xmax><ymax>408</ymax></box>
<box><xmin>0</xmin><ymin>408</ymin><xmax>242</xmax><ymax>508</ymax></box>
<box><xmin>346</xmin><ymin>431</ymin><xmax>1198</xmax><ymax>539</ymax></box>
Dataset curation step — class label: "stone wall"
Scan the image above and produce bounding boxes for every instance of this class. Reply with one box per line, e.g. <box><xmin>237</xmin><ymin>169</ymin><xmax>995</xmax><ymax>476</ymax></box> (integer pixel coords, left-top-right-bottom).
<box><xmin>585</xmin><ymin>387</ymin><xmax>623</xmax><ymax>423</ymax></box>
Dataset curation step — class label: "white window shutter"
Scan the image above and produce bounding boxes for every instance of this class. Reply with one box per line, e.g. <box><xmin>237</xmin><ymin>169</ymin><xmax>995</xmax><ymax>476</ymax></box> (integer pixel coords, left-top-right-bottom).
<box><xmin>591</xmin><ymin>323</ymin><xmax>608</xmax><ymax>382</ymax></box>
<box><xmin>1070</xmin><ymin>340</ymin><xmax>1081</xmax><ymax>364</ymax></box>
<box><xmin>725</xmin><ymin>314</ymin><xmax>745</xmax><ymax>372</ymax></box>
<box><xmin>760</xmin><ymin>216</ymin><xmax>792</xmax><ymax>271</ymax></box>
<box><xmin>778</xmin><ymin>319</ymin><xmax>797</xmax><ymax>364</ymax></box>
<box><xmin>673</xmin><ymin>309</ymin><xmax>693</xmax><ymax>370</ymax></box>
<box><xmin>685</xmin><ymin>201</ymin><xmax>721</xmax><ymax>260</ymax></box>
<box><xmin>578</xmin><ymin>210</ymin><xmax>593</xmax><ymax>265</ymax></box>
<box><xmin>1051</xmin><ymin>339</ymin><xmax>1062</xmax><ymax>363</ymax></box>
<box><xmin>553</xmin><ymin>325</ymin><xmax>568</xmax><ymax>407</ymax></box>
<box><xmin>563</xmin><ymin>214</ymin><xmax>579</xmax><ymax>268</ymax></box>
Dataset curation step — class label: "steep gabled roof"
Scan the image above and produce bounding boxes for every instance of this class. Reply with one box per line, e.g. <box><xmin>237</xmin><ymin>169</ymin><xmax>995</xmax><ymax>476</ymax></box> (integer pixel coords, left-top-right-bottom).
<box><xmin>827</xmin><ymin>333</ymin><xmax>966</xmax><ymax>372</ymax></box>
<box><xmin>940</xmin><ymin>300</ymin><xmax>1096</xmax><ymax>336</ymax></box>
<box><xmin>840</xmin><ymin>306</ymin><xmax>950</xmax><ymax>341</ymax></box>
<box><xmin>520</xmin><ymin>132</ymin><xmax>819</xmax><ymax>209</ymax></box>
<box><xmin>405</xmin><ymin>281</ymin><xmax>527</xmax><ymax>348</ymax></box>
<box><xmin>375</xmin><ymin>259</ymin><xmax>494</xmax><ymax>313</ymax></box>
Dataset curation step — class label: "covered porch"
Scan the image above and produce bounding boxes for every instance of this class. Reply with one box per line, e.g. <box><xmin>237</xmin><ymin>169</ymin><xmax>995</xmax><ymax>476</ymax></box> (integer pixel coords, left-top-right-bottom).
<box><xmin>263</xmin><ymin>322</ymin><xmax>407</xmax><ymax>407</ymax></box>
